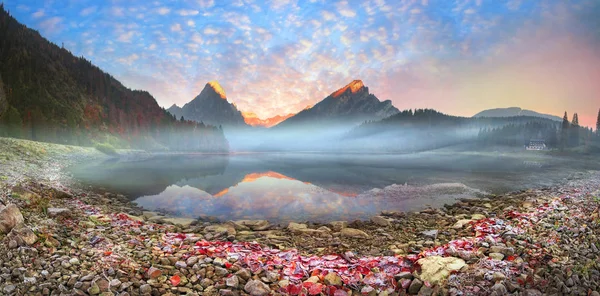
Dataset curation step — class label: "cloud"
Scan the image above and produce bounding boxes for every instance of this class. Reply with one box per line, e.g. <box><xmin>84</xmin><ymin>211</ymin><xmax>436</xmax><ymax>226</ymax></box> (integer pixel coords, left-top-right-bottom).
<box><xmin>117</xmin><ymin>31</ymin><xmax>136</xmax><ymax>42</ymax></box>
<box><xmin>170</xmin><ymin>23</ymin><xmax>182</xmax><ymax>32</ymax></box>
<box><xmin>203</xmin><ymin>27</ymin><xmax>219</xmax><ymax>35</ymax></box>
<box><xmin>39</xmin><ymin>17</ymin><xmax>63</xmax><ymax>35</ymax></box>
<box><xmin>117</xmin><ymin>54</ymin><xmax>140</xmax><ymax>66</ymax></box>
<box><xmin>198</xmin><ymin>0</ymin><xmax>215</xmax><ymax>8</ymax></box>
<box><xmin>111</xmin><ymin>7</ymin><xmax>124</xmax><ymax>17</ymax></box>
<box><xmin>322</xmin><ymin>11</ymin><xmax>336</xmax><ymax>21</ymax></box>
<box><xmin>156</xmin><ymin>7</ymin><xmax>171</xmax><ymax>15</ymax></box>
<box><xmin>80</xmin><ymin>6</ymin><xmax>97</xmax><ymax>17</ymax></box>
<box><xmin>187</xmin><ymin>20</ymin><xmax>195</xmax><ymax>27</ymax></box>
<box><xmin>336</xmin><ymin>1</ymin><xmax>357</xmax><ymax>17</ymax></box>
<box><xmin>178</xmin><ymin>9</ymin><xmax>199</xmax><ymax>16</ymax></box>
<box><xmin>32</xmin><ymin>9</ymin><xmax>44</xmax><ymax>18</ymax></box>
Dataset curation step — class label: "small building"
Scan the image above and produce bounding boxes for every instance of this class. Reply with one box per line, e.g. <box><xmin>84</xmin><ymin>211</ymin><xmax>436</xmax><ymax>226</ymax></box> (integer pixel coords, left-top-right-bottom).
<box><xmin>526</xmin><ymin>139</ymin><xmax>546</xmax><ymax>150</ymax></box>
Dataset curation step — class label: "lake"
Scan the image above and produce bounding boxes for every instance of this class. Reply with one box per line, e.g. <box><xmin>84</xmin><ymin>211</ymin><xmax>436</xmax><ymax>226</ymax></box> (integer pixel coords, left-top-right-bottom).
<box><xmin>69</xmin><ymin>151</ymin><xmax>596</xmax><ymax>223</ymax></box>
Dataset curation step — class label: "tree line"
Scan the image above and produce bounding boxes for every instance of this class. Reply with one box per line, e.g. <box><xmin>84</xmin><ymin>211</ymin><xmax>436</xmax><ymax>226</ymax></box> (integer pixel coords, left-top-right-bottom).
<box><xmin>0</xmin><ymin>5</ymin><xmax>228</xmax><ymax>152</ymax></box>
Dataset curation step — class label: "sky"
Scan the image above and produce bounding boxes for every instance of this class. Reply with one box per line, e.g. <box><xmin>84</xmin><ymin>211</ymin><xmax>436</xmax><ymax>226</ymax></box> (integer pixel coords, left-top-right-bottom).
<box><xmin>4</xmin><ymin>0</ymin><xmax>600</xmax><ymax>127</ymax></box>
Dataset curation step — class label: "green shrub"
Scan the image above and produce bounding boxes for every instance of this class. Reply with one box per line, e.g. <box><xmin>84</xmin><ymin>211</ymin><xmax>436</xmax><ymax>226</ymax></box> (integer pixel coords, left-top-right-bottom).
<box><xmin>94</xmin><ymin>142</ymin><xmax>118</xmax><ymax>156</ymax></box>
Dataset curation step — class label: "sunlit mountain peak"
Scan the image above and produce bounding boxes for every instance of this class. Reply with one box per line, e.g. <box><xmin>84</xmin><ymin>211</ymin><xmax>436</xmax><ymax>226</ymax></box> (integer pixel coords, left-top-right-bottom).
<box><xmin>331</xmin><ymin>80</ymin><xmax>365</xmax><ymax>98</ymax></box>
<box><xmin>207</xmin><ymin>80</ymin><xmax>227</xmax><ymax>99</ymax></box>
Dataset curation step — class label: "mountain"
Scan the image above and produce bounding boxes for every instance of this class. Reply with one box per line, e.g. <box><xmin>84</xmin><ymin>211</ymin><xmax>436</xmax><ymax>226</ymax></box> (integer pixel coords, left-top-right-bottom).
<box><xmin>473</xmin><ymin>107</ymin><xmax>562</xmax><ymax>122</ymax></box>
<box><xmin>0</xmin><ymin>5</ymin><xmax>228</xmax><ymax>151</ymax></box>
<box><xmin>167</xmin><ymin>81</ymin><xmax>247</xmax><ymax>128</ymax></box>
<box><xmin>276</xmin><ymin>80</ymin><xmax>399</xmax><ymax>128</ymax></box>
<box><xmin>241</xmin><ymin>111</ymin><xmax>295</xmax><ymax>128</ymax></box>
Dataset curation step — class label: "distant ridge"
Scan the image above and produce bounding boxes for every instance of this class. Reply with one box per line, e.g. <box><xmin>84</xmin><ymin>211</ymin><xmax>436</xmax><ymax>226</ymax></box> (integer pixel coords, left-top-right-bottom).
<box><xmin>473</xmin><ymin>107</ymin><xmax>562</xmax><ymax>122</ymax></box>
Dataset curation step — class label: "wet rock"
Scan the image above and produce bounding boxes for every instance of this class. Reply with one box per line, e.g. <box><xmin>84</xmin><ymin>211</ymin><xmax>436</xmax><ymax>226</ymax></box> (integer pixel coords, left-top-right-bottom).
<box><xmin>244</xmin><ymin>279</ymin><xmax>270</xmax><ymax>296</ymax></box>
<box><xmin>371</xmin><ymin>216</ymin><xmax>391</xmax><ymax>227</ymax></box>
<box><xmin>416</xmin><ymin>256</ymin><xmax>466</xmax><ymax>285</ymax></box>
<box><xmin>340</xmin><ymin>228</ymin><xmax>370</xmax><ymax>239</ymax></box>
<box><xmin>0</xmin><ymin>204</ymin><xmax>24</xmax><ymax>234</ymax></box>
<box><xmin>408</xmin><ymin>278</ymin><xmax>423</xmax><ymax>294</ymax></box>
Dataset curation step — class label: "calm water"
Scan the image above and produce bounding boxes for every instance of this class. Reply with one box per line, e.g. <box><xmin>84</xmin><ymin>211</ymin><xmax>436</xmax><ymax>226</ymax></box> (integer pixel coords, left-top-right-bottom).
<box><xmin>69</xmin><ymin>152</ymin><xmax>595</xmax><ymax>223</ymax></box>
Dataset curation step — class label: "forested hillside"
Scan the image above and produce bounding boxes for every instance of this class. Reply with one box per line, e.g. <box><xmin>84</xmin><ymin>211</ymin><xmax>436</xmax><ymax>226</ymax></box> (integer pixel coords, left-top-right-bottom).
<box><xmin>0</xmin><ymin>5</ymin><xmax>228</xmax><ymax>152</ymax></box>
<box><xmin>345</xmin><ymin>109</ymin><xmax>593</xmax><ymax>151</ymax></box>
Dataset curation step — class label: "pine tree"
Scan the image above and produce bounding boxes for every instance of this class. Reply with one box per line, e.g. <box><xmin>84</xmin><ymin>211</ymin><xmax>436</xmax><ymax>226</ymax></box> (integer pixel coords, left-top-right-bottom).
<box><xmin>596</xmin><ymin>108</ymin><xmax>600</xmax><ymax>137</ymax></box>
<box><xmin>571</xmin><ymin>113</ymin><xmax>580</xmax><ymax>147</ymax></box>
<box><xmin>560</xmin><ymin>112</ymin><xmax>569</xmax><ymax>150</ymax></box>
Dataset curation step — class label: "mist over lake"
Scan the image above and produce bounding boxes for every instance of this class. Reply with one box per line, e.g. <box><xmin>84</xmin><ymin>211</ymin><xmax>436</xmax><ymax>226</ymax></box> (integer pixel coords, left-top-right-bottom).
<box><xmin>69</xmin><ymin>151</ymin><xmax>595</xmax><ymax>223</ymax></box>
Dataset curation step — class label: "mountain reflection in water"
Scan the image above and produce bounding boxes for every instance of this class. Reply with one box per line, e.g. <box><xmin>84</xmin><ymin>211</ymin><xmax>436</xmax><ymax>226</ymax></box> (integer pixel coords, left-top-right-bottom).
<box><xmin>134</xmin><ymin>171</ymin><xmax>374</xmax><ymax>222</ymax></box>
<box><xmin>69</xmin><ymin>152</ymin><xmax>594</xmax><ymax>223</ymax></box>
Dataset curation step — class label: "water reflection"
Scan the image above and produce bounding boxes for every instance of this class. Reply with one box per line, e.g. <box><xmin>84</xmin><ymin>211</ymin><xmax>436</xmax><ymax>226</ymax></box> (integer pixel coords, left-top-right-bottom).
<box><xmin>69</xmin><ymin>152</ymin><xmax>596</xmax><ymax>223</ymax></box>
<box><xmin>135</xmin><ymin>171</ymin><xmax>377</xmax><ymax>222</ymax></box>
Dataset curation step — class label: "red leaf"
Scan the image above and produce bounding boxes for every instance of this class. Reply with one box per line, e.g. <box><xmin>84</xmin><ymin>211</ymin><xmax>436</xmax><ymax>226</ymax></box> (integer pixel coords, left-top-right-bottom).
<box><xmin>103</xmin><ymin>251</ymin><xmax>112</xmax><ymax>256</ymax></box>
<box><xmin>170</xmin><ymin>275</ymin><xmax>181</xmax><ymax>286</ymax></box>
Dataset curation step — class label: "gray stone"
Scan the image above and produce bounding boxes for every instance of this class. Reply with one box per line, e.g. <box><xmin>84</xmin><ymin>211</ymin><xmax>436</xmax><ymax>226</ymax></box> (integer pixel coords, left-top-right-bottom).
<box><xmin>371</xmin><ymin>216</ymin><xmax>391</xmax><ymax>227</ymax></box>
<box><xmin>226</xmin><ymin>275</ymin><xmax>239</xmax><ymax>288</ymax></box>
<box><xmin>139</xmin><ymin>284</ymin><xmax>152</xmax><ymax>294</ymax></box>
<box><xmin>244</xmin><ymin>280</ymin><xmax>270</xmax><ymax>296</ymax></box>
<box><xmin>408</xmin><ymin>279</ymin><xmax>423</xmax><ymax>294</ymax></box>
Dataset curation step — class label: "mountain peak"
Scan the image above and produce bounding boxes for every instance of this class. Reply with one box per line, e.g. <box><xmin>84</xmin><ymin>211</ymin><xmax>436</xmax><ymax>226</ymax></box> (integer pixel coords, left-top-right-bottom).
<box><xmin>331</xmin><ymin>80</ymin><xmax>365</xmax><ymax>98</ymax></box>
<box><xmin>207</xmin><ymin>80</ymin><xmax>226</xmax><ymax>99</ymax></box>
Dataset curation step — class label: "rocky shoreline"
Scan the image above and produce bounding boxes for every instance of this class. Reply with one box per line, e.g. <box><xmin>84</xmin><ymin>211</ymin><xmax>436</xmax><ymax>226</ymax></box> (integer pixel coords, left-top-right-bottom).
<box><xmin>0</xmin><ymin>137</ymin><xmax>600</xmax><ymax>295</ymax></box>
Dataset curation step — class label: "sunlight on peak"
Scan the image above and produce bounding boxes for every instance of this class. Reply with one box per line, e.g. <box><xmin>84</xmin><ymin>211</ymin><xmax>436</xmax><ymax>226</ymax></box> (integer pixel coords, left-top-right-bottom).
<box><xmin>208</xmin><ymin>80</ymin><xmax>227</xmax><ymax>99</ymax></box>
<box><xmin>331</xmin><ymin>80</ymin><xmax>364</xmax><ymax>98</ymax></box>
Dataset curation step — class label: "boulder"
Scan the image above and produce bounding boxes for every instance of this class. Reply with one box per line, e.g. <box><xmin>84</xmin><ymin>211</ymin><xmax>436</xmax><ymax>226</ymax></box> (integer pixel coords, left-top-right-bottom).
<box><xmin>235</xmin><ymin>220</ymin><xmax>270</xmax><ymax>231</ymax></box>
<box><xmin>323</xmin><ymin>272</ymin><xmax>342</xmax><ymax>286</ymax></box>
<box><xmin>329</xmin><ymin>221</ymin><xmax>348</xmax><ymax>231</ymax></box>
<box><xmin>5</xmin><ymin>223</ymin><xmax>37</xmax><ymax>247</ymax></box>
<box><xmin>204</xmin><ymin>224</ymin><xmax>236</xmax><ymax>236</ymax></box>
<box><xmin>244</xmin><ymin>280</ymin><xmax>270</xmax><ymax>296</ymax></box>
<box><xmin>371</xmin><ymin>216</ymin><xmax>391</xmax><ymax>227</ymax></box>
<box><xmin>340</xmin><ymin>228</ymin><xmax>370</xmax><ymax>239</ymax></box>
<box><xmin>416</xmin><ymin>256</ymin><xmax>466</xmax><ymax>285</ymax></box>
<box><xmin>163</xmin><ymin>217</ymin><xmax>196</xmax><ymax>228</ymax></box>
<box><xmin>287</xmin><ymin>222</ymin><xmax>308</xmax><ymax>232</ymax></box>
<box><xmin>0</xmin><ymin>204</ymin><xmax>24</xmax><ymax>234</ymax></box>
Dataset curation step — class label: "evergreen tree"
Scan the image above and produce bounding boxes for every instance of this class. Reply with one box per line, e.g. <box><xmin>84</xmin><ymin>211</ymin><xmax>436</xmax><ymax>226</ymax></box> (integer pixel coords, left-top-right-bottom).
<box><xmin>560</xmin><ymin>112</ymin><xmax>570</xmax><ymax>150</ymax></box>
<box><xmin>180</xmin><ymin>116</ymin><xmax>185</xmax><ymax>122</ymax></box>
<box><xmin>571</xmin><ymin>113</ymin><xmax>580</xmax><ymax>147</ymax></box>
<box><xmin>596</xmin><ymin>109</ymin><xmax>600</xmax><ymax>137</ymax></box>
